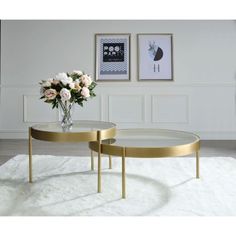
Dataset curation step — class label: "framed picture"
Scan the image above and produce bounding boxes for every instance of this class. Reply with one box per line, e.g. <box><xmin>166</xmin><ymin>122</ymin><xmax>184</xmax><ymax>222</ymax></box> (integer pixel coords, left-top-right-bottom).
<box><xmin>138</xmin><ymin>34</ymin><xmax>173</xmax><ymax>81</ymax></box>
<box><xmin>95</xmin><ymin>34</ymin><xmax>130</xmax><ymax>81</ymax></box>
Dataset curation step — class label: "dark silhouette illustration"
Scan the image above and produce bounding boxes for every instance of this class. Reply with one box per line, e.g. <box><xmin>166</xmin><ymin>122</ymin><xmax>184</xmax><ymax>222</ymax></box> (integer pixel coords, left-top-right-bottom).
<box><xmin>148</xmin><ymin>41</ymin><xmax>163</xmax><ymax>72</ymax></box>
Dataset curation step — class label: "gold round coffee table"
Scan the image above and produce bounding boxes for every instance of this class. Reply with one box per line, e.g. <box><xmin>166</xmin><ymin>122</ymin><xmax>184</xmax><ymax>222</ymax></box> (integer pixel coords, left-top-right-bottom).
<box><xmin>29</xmin><ymin>120</ymin><xmax>116</xmax><ymax>193</ymax></box>
<box><xmin>89</xmin><ymin>129</ymin><xmax>200</xmax><ymax>198</ymax></box>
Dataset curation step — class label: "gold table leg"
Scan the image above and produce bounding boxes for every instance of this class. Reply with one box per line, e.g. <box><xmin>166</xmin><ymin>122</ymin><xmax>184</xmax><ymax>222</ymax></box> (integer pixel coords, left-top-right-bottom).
<box><xmin>109</xmin><ymin>155</ymin><xmax>112</xmax><ymax>169</ymax></box>
<box><xmin>91</xmin><ymin>150</ymin><xmax>94</xmax><ymax>171</ymax></box>
<box><xmin>97</xmin><ymin>131</ymin><xmax>101</xmax><ymax>193</ymax></box>
<box><xmin>196</xmin><ymin>150</ymin><xmax>200</xmax><ymax>179</ymax></box>
<box><xmin>108</xmin><ymin>139</ymin><xmax>112</xmax><ymax>169</ymax></box>
<box><xmin>29</xmin><ymin>127</ymin><xmax>33</xmax><ymax>183</ymax></box>
<box><xmin>122</xmin><ymin>148</ymin><xmax>126</xmax><ymax>199</ymax></box>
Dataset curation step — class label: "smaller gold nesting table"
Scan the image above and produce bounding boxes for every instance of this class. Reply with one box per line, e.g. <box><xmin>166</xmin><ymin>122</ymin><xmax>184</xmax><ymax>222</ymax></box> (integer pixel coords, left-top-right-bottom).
<box><xmin>89</xmin><ymin>129</ymin><xmax>200</xmax><ymax>198</ymax></box>
<box><xmin>28</xmin><ymin>120</ymin><xmax>116</xmax><ymax>193</ymax></box>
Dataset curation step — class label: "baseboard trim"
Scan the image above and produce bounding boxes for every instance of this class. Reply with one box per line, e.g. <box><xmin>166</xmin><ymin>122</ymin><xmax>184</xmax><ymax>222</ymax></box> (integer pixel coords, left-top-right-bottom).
<box><xmin>0</xmin><ymin>130</ymin><xmax>28</xmax><ymax>139</ymax></box>
<box><xmin>196</xmin><ymin>131</ymin><xmax>236</xmax><ymax>140</ymax></box>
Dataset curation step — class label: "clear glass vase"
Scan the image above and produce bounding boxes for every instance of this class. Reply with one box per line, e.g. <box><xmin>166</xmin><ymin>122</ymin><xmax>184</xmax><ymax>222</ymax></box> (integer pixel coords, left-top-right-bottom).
<box><xmin>58</xmin><ymin>100</ymin><xmax>74</xmax><ymax>131</ymax></box>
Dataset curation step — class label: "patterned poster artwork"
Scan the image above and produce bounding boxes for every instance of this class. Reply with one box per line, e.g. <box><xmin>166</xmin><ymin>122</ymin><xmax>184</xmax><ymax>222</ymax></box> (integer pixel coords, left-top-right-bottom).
<box><xmin>100</xmin><ymin>38</ymin><xmax>127</xmax><ymax>75</ymax></box>
<box><xmin>103</xmin><ymin>43</ymin><xmax>124</xmax><ymax>62</ymax></box>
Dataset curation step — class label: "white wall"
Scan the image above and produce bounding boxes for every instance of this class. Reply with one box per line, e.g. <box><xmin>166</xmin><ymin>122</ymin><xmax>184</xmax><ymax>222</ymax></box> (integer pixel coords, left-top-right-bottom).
<box><xmin>1</xmin><ymin>20</ymin><xmax>236</xmax><ymax>139</ymax></box>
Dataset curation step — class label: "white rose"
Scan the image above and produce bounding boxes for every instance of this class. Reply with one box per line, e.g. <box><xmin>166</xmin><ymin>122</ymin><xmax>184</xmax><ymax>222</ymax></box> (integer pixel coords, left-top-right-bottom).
<box><xmin>67</xmin><ymin>77</ymin><xmax>73</xmax><ymax>83</ymax></box>
<box><xmin>81</xmin><ymin>87</ymin><xmax>90</xmax><ymax>98</ymax></box>
<box><xmin>73</xmin><ymin>70</ymin><xmax>83</xmax><ymax>76</ymax></box>
<box><xmin>48</xmin><ymin>78</ymin><xmax>53</xmax><ymax>83</ymax></box>
<box><xmin>55</xmin><ymin>72</ymin><xmax>67</xmax><ymax>81</ymax></box>
<box><xmin>60</xmin><ymin>88</ymin><xmax>71</xmax><ymax>101</ymax></box>
<box><xmin>56</xmin><ymin>73</ymin><xmax>73</xmax><ymax>85</ymax></box>
<box><xmin>80</xmin><ymin>74</ymin><xmax>92</xmax><ymax>87</ymax></box>
<box><xmin>69</xmin><ymin>82</ymin><xmax>75</xmax><ymax>89</ymax></box>
<box><xmin>44</xmin><ymin>89</ymin><xmax>57</xmax><ymax>100</ymax></box>
<box><xmin>42</xmin><ymin>81</ymin><xmax>51</xmax><ymax>87</ymax></box>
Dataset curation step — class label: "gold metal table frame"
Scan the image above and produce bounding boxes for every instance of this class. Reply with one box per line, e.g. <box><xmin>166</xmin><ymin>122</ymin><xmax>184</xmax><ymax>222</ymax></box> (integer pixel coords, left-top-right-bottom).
<box><xmin>28</xmin><ymin>120</ymin><xmax>116</xmax><ymax>193</ymax></box>
<box><xmin>89</xmin><ymin>129</ymin><xmax>200</xmax><ymax>198</ymax></box>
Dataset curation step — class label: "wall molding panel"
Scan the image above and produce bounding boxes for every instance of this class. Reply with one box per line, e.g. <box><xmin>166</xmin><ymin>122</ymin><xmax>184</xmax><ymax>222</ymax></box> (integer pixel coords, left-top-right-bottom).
<box><xmin>151</xmin><ymin>95</ymin><xmax>189</xmax><ymax>124</ymax></box>
<box><xmin>23</xmin><ymin>95</ymin><xmax>58</xmax><ymax>123</ymax></box>
<box><xmin>73</xmin><ymin>95</ymin><xmax>102</xmax><ymax>121</ymax></box>
<box><xmin>0</xmin><ymin>85</ymin><xmax>236</xmax><ymax>139</ymax></box>
<box><xmin>23</xmin><ymin>94</ymin><xmax>103</xmax><ymax>123</ymax></box>
<box><xmin>108</xmin><ymin>95</ymin><xmax>145</xmax><ymax>123</ymax></box>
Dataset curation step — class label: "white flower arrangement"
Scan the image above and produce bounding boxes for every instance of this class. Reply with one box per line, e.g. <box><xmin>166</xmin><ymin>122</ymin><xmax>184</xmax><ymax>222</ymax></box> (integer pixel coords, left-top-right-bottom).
<box><xmin>40</xmin><ymin>70</ymin><xmax>96</xmax><ymax>108</ymax></box>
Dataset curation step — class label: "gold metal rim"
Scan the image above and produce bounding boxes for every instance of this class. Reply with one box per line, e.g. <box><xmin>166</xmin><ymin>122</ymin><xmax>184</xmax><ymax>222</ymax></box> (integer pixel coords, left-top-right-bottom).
<box><xmin>31</xmin><ymin>123</ymin><xmax>116</xmax><ymax>142</ymax></box>
<box><xmin>89</xmin><ymin>129</ymin><xmax>200</xmax><ymax>158</ymax></box>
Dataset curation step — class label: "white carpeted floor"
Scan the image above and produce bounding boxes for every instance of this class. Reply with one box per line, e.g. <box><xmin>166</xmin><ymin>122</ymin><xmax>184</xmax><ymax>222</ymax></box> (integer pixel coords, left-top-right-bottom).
<box><xmin>0</xmin><ymin>155</ymin><xmax>236</xmax><ymax>216</ymax></box>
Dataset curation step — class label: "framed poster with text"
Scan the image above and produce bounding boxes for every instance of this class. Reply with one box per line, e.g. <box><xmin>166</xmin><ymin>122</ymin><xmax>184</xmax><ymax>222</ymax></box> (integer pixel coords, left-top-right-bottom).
<box><xmin>95</xmin><ymin>34</ymin><xmax>130</xmax><ymax>81</ymax></box>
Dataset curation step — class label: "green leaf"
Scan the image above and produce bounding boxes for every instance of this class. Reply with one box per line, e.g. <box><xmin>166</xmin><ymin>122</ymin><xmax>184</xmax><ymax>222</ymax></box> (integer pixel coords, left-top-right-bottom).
<box><xmin>44</xmin><ymin>100</ymin><xmax>53</xmax><ymax>103</ymax></box>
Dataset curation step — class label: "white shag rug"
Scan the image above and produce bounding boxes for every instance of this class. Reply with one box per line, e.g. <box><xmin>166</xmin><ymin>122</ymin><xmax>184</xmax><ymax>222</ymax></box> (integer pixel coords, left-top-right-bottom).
<box><xmin>0</xmin><ymin>155</ymin><xmax>236</xmax><ymax>216</ymax></box>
